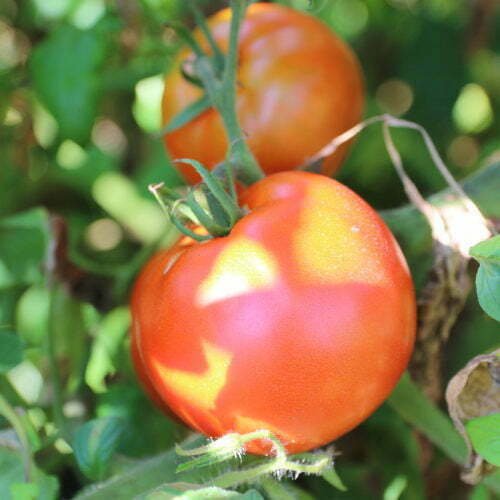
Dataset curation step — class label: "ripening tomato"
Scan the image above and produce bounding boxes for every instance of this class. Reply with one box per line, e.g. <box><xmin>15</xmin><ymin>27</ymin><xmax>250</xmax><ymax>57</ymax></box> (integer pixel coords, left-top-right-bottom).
<box><xmin>130</xmin><ymin>326</ymin><xmax>174</xmax><ymax>416</ymax></box>
<box><xmin>162</xmin><ymin>3</ymin><xmax>364</xmax><ymax>184</ymax></box>
<box><xmin>131</xmin><ymin>172</ymin><xmax>415</xmax><ymax>454</ymax></box>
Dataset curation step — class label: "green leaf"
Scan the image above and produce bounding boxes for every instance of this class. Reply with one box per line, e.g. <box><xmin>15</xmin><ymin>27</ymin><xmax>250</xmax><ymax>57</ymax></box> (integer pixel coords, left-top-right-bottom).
<box><xmin>465</xmin><ymin>414</ymin><xmax>500</xmax><ymax>466</ymax></box>
<box><xmin>387</xmin><ymin>372</ymin><xmax>468</xmax><ymax>464</ymax></box>
<box><xmin>322</xmin><ymin>469</ymin><xmax>347</xmax><ymax>492</ymax></box>
<box><xmin>145</xmin><ymin>484</ymin><xmax>263</xmax><ymax>499</ymax></box>
<box><xmin>30</xmin><ymin>24</ymin><xmax>108</xmax><ymax>144</ymax></box>
<box><xmin>7</xmin><ymin>361</ymin><xmax>44</xmax><ymax>405</ymax></box>
<box><xmin>74</xmin><ymin>436</ymin><xmax>207</xmax><ymax>499</ymax></box>
<box><xmin>51</xmin><ymin>287</ymin><xmax>91</xmax><ymax>394</ymax></box>
<box><xmin>0</xmin><ymin>209</ymin><xmax>50</xmax><ymax>290</ymax></box>
<box><xmin>10</xmin><ymin>482</ymin><xmax>39</xmax><ymax>500</ymax></box>
<box><xmin>0</xmin><ymin>288</ymin><xmax>24</xmax><ymax>327</ymax></box>
<box><xmin>259</xmin><ymin>477</ymin><xmax>315</xmax><ymax>500</ymax></box>
<box><xmin>85</xmin><ymin>307</ymin><xmax>130</xmax><ymax>393</ymax></box>
<box><xmin>162</xmin><ymin>94</ymin><xmax>212</xmax><ymax>134</ymax></box>
<box><xmin>0</xmin><ymin>448</ymin><xmax>59</xmax><ymax>500</ymax></box>
<box><xmin>73</xmin><ymin>417</ymin><xmax>127</xmax><ymax>480</ymax></box>
<box><xmin>469</xmin><ymin>483</ymin><xmax>490</xmax><ymax>500</ymax></box>
<box><xmin>16</xmin><ymin>286</ymin><xmax>50</xmax><ymax>346</ymax></box>
<box><xmin>470</xmin><ymin>235</ymin><xmax>500</xmax><ymax>322</ymax></box>
<box><xmin>0</xmin><ymin>331</ymin><xmax>23</xmax><ymax>373</ymax></box>
<box><xmin>96</xmin><ymin>384</ymin><xmax>178</xmax><ymax>457</ymax></box>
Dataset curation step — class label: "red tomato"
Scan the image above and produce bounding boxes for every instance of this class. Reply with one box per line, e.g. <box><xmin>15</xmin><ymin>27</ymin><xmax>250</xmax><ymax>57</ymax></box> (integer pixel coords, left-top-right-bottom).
<box><xmin>162</xmin><ymin>3</ymin><xmax>364</xmax><ymax>184</ymax></box>
<box><xmin>130</xmin><ymin>316</ymin><xmax>174</xmax><ymax>417</ymax></box>
<box><xmin>131</xmin><ymin>172</ymin><xmax>416</xmax><ymax>454</ymax></box>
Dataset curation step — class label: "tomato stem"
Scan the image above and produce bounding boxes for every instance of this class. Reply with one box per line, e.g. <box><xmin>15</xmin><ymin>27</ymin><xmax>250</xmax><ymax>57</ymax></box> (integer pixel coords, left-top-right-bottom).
<box><xmin>190</xmin><ymin>0</ymin><xmax>265</xmax><ymax>186</ymax></box>
<box><xmin>223</xmin><ymin>0</ymin><xmax>265</xmax><ymax>185</ymax></box>
<box><xmin>186</xmin><ymin>1</ymin><xmax>225</xmax><ymax>72</ymax></box>
<box><xmin>176</xmin><ymin>430</ymin><xmax>344</xmax><ymax>490</ymax></box>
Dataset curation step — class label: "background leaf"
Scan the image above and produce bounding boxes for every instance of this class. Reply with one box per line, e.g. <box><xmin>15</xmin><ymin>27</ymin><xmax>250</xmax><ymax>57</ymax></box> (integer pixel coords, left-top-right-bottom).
<box><xmin>145</xmin><ymin>485</ymin><xmax>264</xmax><ymax>499</ymax></box>
<box><xmin>85</xmin><ymin>307</ymin><xmax>131</xmax><ymax>393</ymax></box>
<box><xmin>388</xmin><ymin>372</ymin><xmax>467</xmax><ymax>464</ymax></box>
<box><xmin>30</xmin><ymin>24</ymin><xmax>110</xmax><ymax>144</ymax></box>
<box><xmin>470</xmin><ymin>235</ymin><xmax>500</xmax><ymax>321</ymax></box>
<box><xmin>0</xmin><ymin>209</ymin><xmax>50</xmax><ymax>290</ymax></box>
<box><xmin>0</xmin><ymin>448</ymin><xmax>59</xmax><ymax>500</ymax></box>
<box><xmin>0</xmin><ymin>331</ymin><xmax>23</xmax><ymax>373</ymax></box>
<box><xmin>466</xmin><ymin>414</ymin><xmax>500</xmax><ymax>467</ymax></box>
<box><xmin>73</xmin><ymin>417</ymin><xmax>127</xmax><ymax>480</ymax></box>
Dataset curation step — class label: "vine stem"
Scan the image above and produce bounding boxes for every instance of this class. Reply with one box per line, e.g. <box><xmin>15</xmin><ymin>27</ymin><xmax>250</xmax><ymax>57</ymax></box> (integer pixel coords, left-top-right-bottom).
<box><xmin>191</xmin><ymin>0</ymin><xmax>264</xmax><ymax>186</ymax></box>
<box><xmin>0</xmin><ymin>393</ymin><xmax>34</xmax><ymax>482</ymax></box>
<box><xmin>45</xmin><ymin>222</ymin><xmax>72</xmax><ymax>444</ymax></box>
<box><xmin>177</xmin><ymin>429</ymin><xmax>335</xmax><ymax>489</ymax></box>
<box><xmin>47</xmin><ymin>287</ymin><xmax>71</xmax><ymax>444</ymax></box>
<box><xmin>212</xmin><ymin>453</ymin><xmax>332</xmax><ymax>488</ymax></box>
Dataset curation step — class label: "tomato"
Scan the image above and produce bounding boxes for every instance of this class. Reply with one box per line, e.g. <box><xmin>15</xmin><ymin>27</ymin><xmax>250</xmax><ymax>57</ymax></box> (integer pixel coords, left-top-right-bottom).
<box><xmin>162</xmin><ymin>3</ymin><xmax>364</xmax><ymax>184</ymax></box>
<box><xmin>130</xmin><ymin>322</ymin><xmax>174</xmax><ymax>417</ymax></box>
<box><xmin>131</xmin><ymin>171</ymin><xmax>415</xmax><ymax>454</ymax></box>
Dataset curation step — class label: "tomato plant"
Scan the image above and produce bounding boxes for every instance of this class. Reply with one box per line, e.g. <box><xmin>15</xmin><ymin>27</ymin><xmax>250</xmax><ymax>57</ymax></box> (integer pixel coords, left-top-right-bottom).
<box><xmin>162</xmin><ymin>3</ymin><xmax>364</xmax><ymax>184</ymax></box>
<box><xmin>131</xmin><ymin>171</ymin><xmax>416</xmax><ymax>454</ymax></box>
<box><xmin>5</xmin><ymin>0</ymin><xmax>499</xmax><ymax>496</ymax></box>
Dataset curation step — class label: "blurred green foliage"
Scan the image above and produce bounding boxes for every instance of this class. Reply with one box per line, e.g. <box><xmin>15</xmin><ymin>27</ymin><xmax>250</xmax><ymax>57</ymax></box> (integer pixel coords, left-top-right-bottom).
<box><xmin>0</xmin><ymin>0</ymin><xmax>499</xmax><ymax>498</ymax></box>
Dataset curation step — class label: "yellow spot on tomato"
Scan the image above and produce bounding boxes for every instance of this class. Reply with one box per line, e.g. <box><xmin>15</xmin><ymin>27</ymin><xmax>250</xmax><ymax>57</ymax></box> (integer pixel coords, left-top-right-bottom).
<box><xmin>197</xmin><ymin>237</ymin><xmax>278</xmax><ymax>306</ymax></box>
<box><xmin>153</xmin><ymin>341</ymin><xmax>232</xmax><ymax>411</ymax></box>
<box><xmin>293</xmin><ymin>183</ymin><xmax>385</xmax><ymax>285</ymax></box>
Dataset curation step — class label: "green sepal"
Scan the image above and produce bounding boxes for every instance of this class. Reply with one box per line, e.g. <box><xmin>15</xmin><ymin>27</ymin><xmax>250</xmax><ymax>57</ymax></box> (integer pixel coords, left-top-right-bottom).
<box><xmin>185</xmin><ymin>190</ymin><xmax>230</xmax><ymax>237</ymax></box>
<box><xmin>179</xmin><ymin>62</ymin><xmax>204</xmax><ymax>88</ymax></box>
<box><xmin>174</xmin><ymin>159</ymin><xmax>242</xmax><ymax>227</ymax></box>
<box><xmin>167</xmin><ymin>21</ymin><xmax>205</xmax><ymax>58</ymax></box>
<box><xmin>169</xmin><ymin>202</ymin><xmax>213</xmax><ymax>243</ymax></box>
<box><xmin>161</xmin><ymin>94</ymin><xmax>212</xmax><ymax>135</ymax></box>
<box><xmin>202</xmin><ymin>184</ymin><xmax>231</xmax><ymax>228</ymax></box>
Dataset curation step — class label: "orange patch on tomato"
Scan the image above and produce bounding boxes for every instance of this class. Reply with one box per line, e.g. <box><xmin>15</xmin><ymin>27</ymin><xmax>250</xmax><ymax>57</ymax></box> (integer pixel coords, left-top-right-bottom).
<box><xmin>196</xmin><ymin>237</ymin><xmax>278</xmax><ymax>306</ymax></box>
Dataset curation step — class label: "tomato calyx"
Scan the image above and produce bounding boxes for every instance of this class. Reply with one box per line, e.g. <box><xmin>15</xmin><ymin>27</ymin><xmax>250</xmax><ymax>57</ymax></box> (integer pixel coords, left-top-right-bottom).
<box><xmin>149</xmin><ymin>159</ymin><xmax>243</xmax><ymax>242</ymax></box>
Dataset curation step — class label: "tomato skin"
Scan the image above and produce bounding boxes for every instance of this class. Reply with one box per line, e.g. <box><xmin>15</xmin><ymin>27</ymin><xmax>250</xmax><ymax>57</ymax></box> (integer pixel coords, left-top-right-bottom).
<box><xmin>131</xmin><ymin>295</ymin><xmax>175</xmax><ymax>418</ymax></box>
<box><xmin>162</xmin><ymin>3</ymin><xmax>364</xmax><ymax>184</ymax></box>
<box><xmin>131</xmin><ymin>172</ymin><xmax>416</xmax><ymax>454</ymax></box>
<box><xmin>130</xmin><ymin>243</ymin><xmax>196</xmax><ymax>420</ymax></box>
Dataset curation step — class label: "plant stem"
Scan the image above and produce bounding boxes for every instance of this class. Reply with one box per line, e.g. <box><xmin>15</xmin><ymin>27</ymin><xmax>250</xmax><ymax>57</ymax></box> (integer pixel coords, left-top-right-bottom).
<box><xmin>0</xmin><ymin>393</ymin><xmax>34</xmax><ymax>482</ymax></box>
<box><xmin>47</xmin><ymin>286</ymin><xmax>71</xmax><ymax>444</ymax></box>
<box><xmin>224</xmin><ymin>0</ymin><xmax>264</xmax><ymax>185</ymax></box>
<box><xmin>177</xmin><ymin>429</ymin><xmax>334</xmax><ymax>489</ymax></box>
<box><xmin>194</xmin><ymin>0</ymin><xmax>264</xmax><ymax>186</ymax></box>
<box><xmin>187</xmin><ymin>0</ymin><xmax>225</xmax><ymax>71</ymax></box>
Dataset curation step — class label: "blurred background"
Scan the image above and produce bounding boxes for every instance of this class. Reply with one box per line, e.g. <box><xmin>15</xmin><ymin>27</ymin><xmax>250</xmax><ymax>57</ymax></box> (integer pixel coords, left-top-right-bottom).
<box><xmin>0</xmin><ymin>0</ymin><xmax>499</xmax><ymax>498</ymax></box>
